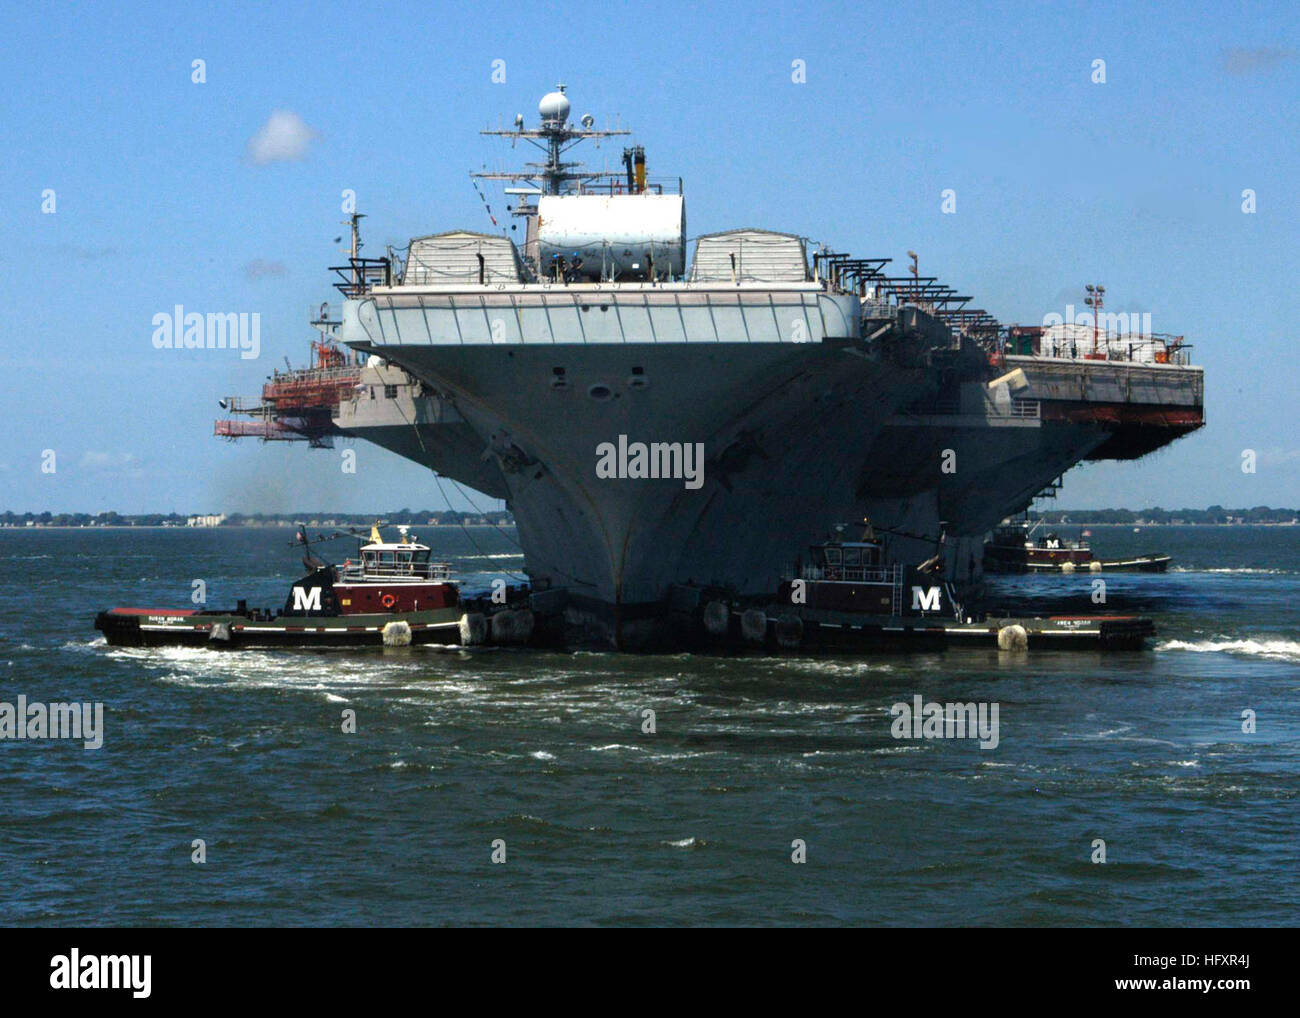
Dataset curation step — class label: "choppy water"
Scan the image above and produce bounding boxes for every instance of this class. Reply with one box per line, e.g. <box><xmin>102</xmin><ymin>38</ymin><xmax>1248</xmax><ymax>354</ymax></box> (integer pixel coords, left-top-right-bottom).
<box><xmin>1</xmin><ymin>525</ymin><xmax>1297</xmax><ymax>926</ymax></box>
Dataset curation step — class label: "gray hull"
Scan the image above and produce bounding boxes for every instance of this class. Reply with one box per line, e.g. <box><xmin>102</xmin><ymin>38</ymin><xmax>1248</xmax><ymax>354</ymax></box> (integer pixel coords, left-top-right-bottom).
<box><xmin>338</xmin><ymin>364</ymin><xmax>508</xmax><ymax>499</ymax></box>
<box><xmin>332</xmin><ymin>340</ymin><xmax>1201</xmax><ymax>646</ymax></box>
<box><xmin>328</xmin><ymin>272</ymin><xmax>1202</xmax><ymax>646</ymax></box>
<box><xmin>359</xmin><ymin>339</ymin><xmax>931</xmax><ymax>643</ymax></box>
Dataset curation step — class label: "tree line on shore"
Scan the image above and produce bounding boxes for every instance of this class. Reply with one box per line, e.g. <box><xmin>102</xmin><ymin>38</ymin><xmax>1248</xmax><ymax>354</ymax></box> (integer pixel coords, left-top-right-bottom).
<box><xmin>6</xmin><ymin>506</ymin><xmax>1298</xmax><ymax>528</ymax></box>
<box><xmin>0</xmin><ymin>509</ymin><xmax>514</xmax><ymax>528</ymax></box>
<box><xmin>1027</xmin><ymin>506</ymin><xmax>1298</xmax><ymax>525</ymax></box>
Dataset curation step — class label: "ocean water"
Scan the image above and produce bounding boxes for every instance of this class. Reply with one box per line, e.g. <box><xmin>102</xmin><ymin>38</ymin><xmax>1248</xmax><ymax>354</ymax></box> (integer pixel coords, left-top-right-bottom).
<box><xmin>0</xmin><ymin>524</ymin><xmax>1296</xmax><ymax>927</ymax></box>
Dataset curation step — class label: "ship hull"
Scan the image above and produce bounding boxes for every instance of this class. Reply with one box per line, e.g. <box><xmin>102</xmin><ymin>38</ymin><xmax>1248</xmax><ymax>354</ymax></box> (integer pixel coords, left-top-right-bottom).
<box><xmin>337</xmin><ymin>366</ymin><xmax>509</xmax><ymax>499</ymax></box>
<box><xmin>352</xmin><ymin>338</ymin><xmax>934</xmax><ymax>645</ymax></box>
<box><xmin>331</xmin><ymin>279</ymin><xmax>1203</xmax><ymax>648</ymax></box>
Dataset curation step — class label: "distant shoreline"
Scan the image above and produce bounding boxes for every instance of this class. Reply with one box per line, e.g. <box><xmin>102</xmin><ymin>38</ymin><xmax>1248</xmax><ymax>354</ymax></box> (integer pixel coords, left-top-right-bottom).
<box><xmin>1031</xmin><ymin>521</ymin><xmax>1299</xmax><ymax>527</ymax></box>
<box><xmin>4</xmin><ymin>506</ymin><xmax>1298</xmax><ymax>530</ymax></box>
<box><xmin>2</xmin><ymin>521</ymin><xmax>1296</xmax><ymax>532</ymax></box>
<box><xmin>0</xmin><ymin>522</ymin><xmax>516</xmax><ymax>530</ymax></box>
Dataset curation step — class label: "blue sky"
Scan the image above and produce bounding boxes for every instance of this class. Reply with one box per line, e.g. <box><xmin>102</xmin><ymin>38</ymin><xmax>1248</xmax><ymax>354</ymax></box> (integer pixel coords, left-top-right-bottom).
<box><xmin>2</xmin><ymin>0</ymin><xmax>1297</xmax><ymax>513</ymax></box>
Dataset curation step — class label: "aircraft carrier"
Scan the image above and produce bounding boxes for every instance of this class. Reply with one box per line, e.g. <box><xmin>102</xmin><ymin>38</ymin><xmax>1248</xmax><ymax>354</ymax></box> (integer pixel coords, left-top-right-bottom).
<box><xmin>217</xmin><ymin>85</ymin><xmax>1204</xmax><ymax>648</ymax></box>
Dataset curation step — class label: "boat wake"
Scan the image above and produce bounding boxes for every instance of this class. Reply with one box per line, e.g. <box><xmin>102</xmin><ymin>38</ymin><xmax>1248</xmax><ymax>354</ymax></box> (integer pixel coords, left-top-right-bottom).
<box><xmin>1157</xmin><ymin>637</ymin><xmax>1300</xmax><ymax>662</ymax></box>
<box><xmin>1170</xmin><ymin>566</ymin><xmax>1291</xmax><ymax>575</ymax></box>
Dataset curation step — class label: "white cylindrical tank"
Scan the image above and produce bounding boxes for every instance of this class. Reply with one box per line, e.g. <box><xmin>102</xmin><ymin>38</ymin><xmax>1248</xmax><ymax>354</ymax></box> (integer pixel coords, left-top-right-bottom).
<box><xmin>537</xmin><ymin>194</ymin><xmax>686</xmax><ymax>280</ymax></box>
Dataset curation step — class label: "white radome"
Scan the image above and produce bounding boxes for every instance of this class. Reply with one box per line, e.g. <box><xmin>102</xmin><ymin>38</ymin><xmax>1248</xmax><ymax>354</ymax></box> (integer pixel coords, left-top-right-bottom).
<box><xmin>539</xmin><ymin>87</ymin><xmax>570</xmax><ymax>124</ymax></box>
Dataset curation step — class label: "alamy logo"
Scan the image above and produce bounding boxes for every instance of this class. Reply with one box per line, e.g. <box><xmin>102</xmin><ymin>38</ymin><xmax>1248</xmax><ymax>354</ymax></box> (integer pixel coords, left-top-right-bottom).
<box><xmin>151</xmin><ymin>305</ymin><xmax>261</xmax><ymax>360</ymax></box>
<box><xmin>596</xmin><ymin>435</ymin><xmax>704</xmax><ymax>490</ymax></box>
<box><xmin>890</xmin><ymin>695</ymin><xmax>1000</xmax><ymax>749</ymax></box>
<box><xmin>50</xmin><ymin>950</ymin><xmax>151</xmax><ymax>998</ymax></box>
<box><xmin>1042</xmin><ymin>303</ymin><xmax>1152</xmax><ymax>339</ymax></box>
<box><xmin>0</xmin><ymin>696</ymin><xmax>103</xmax><ymax>750</ymax></box>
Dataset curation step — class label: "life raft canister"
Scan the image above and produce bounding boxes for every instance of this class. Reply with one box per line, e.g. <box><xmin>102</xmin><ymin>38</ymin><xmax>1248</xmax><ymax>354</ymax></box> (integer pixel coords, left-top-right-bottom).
<box><xmin>380</xmin><ymin>592</ymin><xmax>398</xmax><ymax>609</ymax></box>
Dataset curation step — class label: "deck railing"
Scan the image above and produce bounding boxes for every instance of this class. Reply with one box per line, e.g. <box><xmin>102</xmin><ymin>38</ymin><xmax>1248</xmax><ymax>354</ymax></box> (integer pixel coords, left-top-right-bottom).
<box><xmin>1006</xmin><ymin>334</ymin><xmax>1194</xmax><ymax>367</ymax></box>
<box><xmin>338</xmin><ymin>560</ymin><xmax>452</xmax><ymax>582</ymax></box>
<box><xmin>801</xmin><ymin>563</ymin><xmax>898</xmax><ymax>584</ymax></box>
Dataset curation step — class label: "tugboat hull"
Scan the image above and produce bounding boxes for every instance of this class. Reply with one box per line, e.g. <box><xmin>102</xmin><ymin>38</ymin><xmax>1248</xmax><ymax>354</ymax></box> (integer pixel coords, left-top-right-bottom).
<box><xmin>986</xmin><ymin>554</ymin><xmax>1171</xmax><ymax>574</ymax></box>
<box><xmin>94</xmin><ymin>607</ymin><xmax>464</xmax><ymax>649</ymax></box>
<box><xmin>783</xmin><ymin>613</ymin><xmax>1157</xmax><ymax>652</ymax></box>
<box><xmin>678</xmin><ymin>601</ymin><xmax>1154</xmax><ymax>653</ymax></box>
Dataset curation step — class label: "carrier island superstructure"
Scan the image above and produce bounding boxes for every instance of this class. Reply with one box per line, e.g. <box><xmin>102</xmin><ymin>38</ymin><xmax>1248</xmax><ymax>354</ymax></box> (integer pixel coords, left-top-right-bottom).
<box><xmin>217</xmin><ymin>85</ymin><xmax>1204</xmax><ymax>648</ymax></box>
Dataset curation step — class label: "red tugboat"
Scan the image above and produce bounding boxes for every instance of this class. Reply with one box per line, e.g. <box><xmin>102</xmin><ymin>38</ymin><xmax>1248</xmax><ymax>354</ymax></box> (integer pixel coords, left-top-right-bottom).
<box><xmin>94</xmin><ymin>525</ymin><xmax>467</xmax><ymax>648</ymax></box>
<box><xmin>682</xmin><ymin>521</ymin><xmax>1156</xmax><ymax>651</ymax></box>
<box><xmin>333</xmin><ymin>524</ymin><xmax>460</xmax><ymax>614</ymax></box>
<box><xmin>984</xmin><ymin>519</ymin><xmax>1170</xmax><ymax>574</ymax></box>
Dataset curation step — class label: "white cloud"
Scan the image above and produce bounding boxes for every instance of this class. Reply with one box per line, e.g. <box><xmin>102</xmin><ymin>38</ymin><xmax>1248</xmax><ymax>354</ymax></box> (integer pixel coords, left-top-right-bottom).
<box><xmin>246</xmin><ymin>110</ymin><xmax>320</xmax><ymax>165</ymax></box>
<box><xmin>1256</xmin><ymin>447</ymin><xmax>1300</xmax><ymax>468</ymax></box>
<box><xmin>80</xmin><ymin>450</ymin><xmax>141</xmax><ymax>472</ymax></box>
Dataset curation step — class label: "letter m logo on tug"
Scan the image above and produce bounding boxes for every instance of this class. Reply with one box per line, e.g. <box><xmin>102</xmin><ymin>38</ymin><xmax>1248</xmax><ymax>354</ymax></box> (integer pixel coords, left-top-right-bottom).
<box><xmin>912</xmin><ymin>586</ymin><xmax>942</xmax><ymax>612</ymax></box>
<box><xmin>292</xmin><ymin>586</ymin><xmax>323</xmax><ymax>611</ymax></box>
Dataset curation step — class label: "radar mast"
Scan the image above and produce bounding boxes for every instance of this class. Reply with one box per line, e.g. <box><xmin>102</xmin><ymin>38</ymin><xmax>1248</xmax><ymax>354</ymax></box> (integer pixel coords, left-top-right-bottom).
<box><xmin>474</xmin><ymin>84</ymin><xmax>632</xmax><ymax>270</ymax></box>
<box><xmin>474</xmin><ymin>83</ymin><xmax>631</xmax><ymax>196</ymax></box>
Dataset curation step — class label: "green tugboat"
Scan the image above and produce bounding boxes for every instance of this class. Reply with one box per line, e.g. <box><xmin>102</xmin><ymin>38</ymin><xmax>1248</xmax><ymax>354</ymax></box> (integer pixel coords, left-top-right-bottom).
<box><xmin>95</xmin><ymin>525</ymin><xmax>468</xmax><ymax>649</ymax></box>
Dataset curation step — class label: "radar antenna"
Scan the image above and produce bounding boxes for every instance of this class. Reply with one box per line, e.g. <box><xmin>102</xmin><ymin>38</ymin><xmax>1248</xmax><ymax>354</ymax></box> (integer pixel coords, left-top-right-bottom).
<box><xmin>474</xmin><ymin>83</ymin><xmax>631</xmax><ymax>197</ymax></box>
<box><xmin>473</xmin><ymin>84</ymin><xmax>634</xmax><ymax>274</ymax></box>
